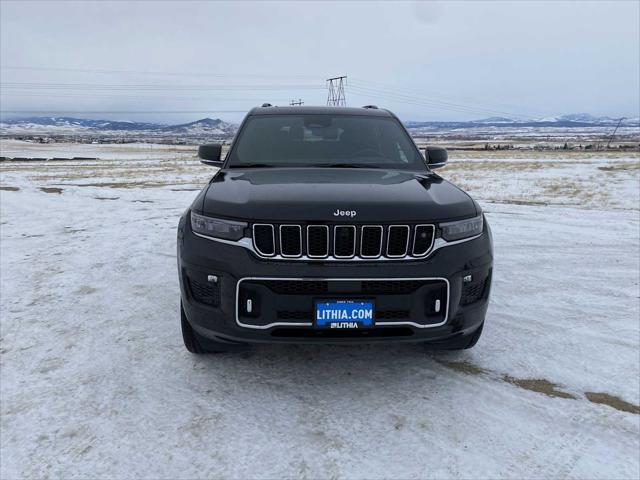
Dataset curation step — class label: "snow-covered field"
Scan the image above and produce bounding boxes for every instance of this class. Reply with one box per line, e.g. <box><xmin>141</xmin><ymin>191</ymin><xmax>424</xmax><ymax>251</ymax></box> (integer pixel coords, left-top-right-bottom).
<box><xmin>1</xmin><ymin>140</ymin><xmax>639</xmax><ymax>479</ymax></box>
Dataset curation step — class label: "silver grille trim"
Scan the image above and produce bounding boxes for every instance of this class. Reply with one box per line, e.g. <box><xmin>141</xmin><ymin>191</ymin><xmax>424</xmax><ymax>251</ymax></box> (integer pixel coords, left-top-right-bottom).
<box><xmin>333</xmin><ymin>225</ymin><xmax>357</xmax><ymax>259</ymax></box>
<box><xmin>412</xmin><ymin>224</ymin><xmax>436</xmax><ymax>257</ymax></box>
<box><xmin>198</xmin><ymin>229</ymin><xmax>481</xmax><ymax>261</ymax></box>
<box><xmin>360</xmin><ymin>225</ymin><xmax>384</xmax><ymax>258</ymax></box>
<box><xmin>248</xmin><ymin>223</ymin><xmax>440</xmax><ymax>261</ymax></box>
<box><xmin>252</xmin><ymin>224</ymin><xmax>276</xmax><ymax>257</ymax></box>
<box><xmin>235</xmin><ymin>276</ymin><xmax>451</xmax><ymax>329</ymax></box>
<box><xmin>279</xmin><ymin>224</ymin><xmax>302</xmax><ymax>258</ymax></box>
<box><xmin>386</xmin><ymin>225</ymin><xmax>411</xmax><ymax>258</ymax></box>
<box><xmin>194</xmin><ymin>223</ymin><xmax>484</xmax><ymax>262</ymax></box>
<box><xmin>306</xmin><ymin>225</ymin><xmax>329</xmax><ymax>258</ymax></box>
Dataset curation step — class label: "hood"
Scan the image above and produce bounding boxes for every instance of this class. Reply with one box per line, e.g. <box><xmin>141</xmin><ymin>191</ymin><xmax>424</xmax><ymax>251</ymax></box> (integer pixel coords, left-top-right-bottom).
<box><xmin>200</xmin><ymin>168</ymin><xmax>477</xmax><ymax>222</ymax></box>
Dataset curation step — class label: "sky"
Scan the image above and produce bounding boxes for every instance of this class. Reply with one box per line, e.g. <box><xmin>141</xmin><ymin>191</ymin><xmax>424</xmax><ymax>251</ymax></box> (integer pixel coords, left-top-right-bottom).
<box><xmin>1</xmin><ymin>0</ymin><xmax>639</xmax><ymax>123</ymax></box>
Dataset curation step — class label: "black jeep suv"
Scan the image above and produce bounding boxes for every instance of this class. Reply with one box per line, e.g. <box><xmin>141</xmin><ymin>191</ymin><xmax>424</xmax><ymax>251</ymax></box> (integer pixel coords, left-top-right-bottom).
<box><xmin>177</xmin><ymin>106</ymin><xmax>492</xmax><ymax>353</ymax></box>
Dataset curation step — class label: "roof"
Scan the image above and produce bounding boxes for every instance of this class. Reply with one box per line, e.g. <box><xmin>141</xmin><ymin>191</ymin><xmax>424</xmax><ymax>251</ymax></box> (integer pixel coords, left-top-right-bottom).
<box><xmin>248</xmin><ymin>105</ymin><xmax>393</xmax><ymax>117</ymax></box>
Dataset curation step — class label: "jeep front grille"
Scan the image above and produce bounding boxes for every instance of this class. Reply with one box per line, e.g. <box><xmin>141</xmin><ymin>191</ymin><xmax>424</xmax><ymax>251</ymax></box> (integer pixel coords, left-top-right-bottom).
<box><xmin>251</xmin><ymin>223</ymin><xmax>435</xmax><ymax>260</ymax></box>
<box><xmin>253</xmin><ymin>224</ymin><xmax>276</xmax><ymax>256</ymax></box>
<box><xmin>387</xmin><ymin>225</ymin><xmax>410</xmax><ymax>257</ymax></box>
<box><xmin>279</xmin><ymin>225</ymin><xmax>302</xmax><ymax>258</ymax></box>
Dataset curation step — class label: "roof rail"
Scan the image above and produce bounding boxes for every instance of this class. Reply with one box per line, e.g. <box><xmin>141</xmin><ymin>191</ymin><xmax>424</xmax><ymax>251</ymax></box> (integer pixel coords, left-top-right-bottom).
<box><xmin>261</xmin><ymin>103</ymin><xmax>273</xmax><ymax>108</ymax></box>
<box><xmin>362</xmin><ymin>105</ymin><xmax>378</xmax><ymax>109</ymax></box>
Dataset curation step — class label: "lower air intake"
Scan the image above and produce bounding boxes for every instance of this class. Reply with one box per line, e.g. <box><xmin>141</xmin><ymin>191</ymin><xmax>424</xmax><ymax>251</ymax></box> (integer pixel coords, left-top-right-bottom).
<box><xmin>460</xmin><ymin>276</ymin><xmax>488</xmax><ymax>306</ymax></box>
<box><xmin>188</xmin><ymin>278</ymin><xmax>220</xmax><ymax>307</ymax></box>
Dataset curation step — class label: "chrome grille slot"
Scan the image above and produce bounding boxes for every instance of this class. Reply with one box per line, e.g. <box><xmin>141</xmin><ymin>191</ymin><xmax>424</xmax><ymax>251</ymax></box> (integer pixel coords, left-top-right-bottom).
<box><xmin>387</xmin><ymin>225</ymin><xmax>410</xmax><ymax>257</ymax></box>
<box><xmin>279</xmin><ymin>225</ymin><xmax>302</xmax><ymax>257</ymax></box>
<box><xmin>361</xmin><ymin>225</ymin><xmax>383</xmax><ymax>258</ymax></box>
<box><xmin>412</xmin><ymin>225</ymin><xmax>435</xmax><ymax>257</ymax></box>
<box><xmin>307</xmin><ymin>225</ymin><xmax>329</xmax><ymax>258</ymax></box>
<box><xmin>252</xmin><ymin>224</ymin><xmax>275</xmax><ymax>256</ymax></box>
<box><xmin>334</xmin><ymin>225</ymin><xmax>356</xmax><ymax>258</ymax></box>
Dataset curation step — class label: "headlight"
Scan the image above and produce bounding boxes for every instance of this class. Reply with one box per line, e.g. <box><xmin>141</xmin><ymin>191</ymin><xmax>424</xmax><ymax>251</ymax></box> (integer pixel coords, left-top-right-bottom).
<box><xmin>190</xmin><ymin>211</ymin><xmax>247</xmax><ymax>240</ymax></box>
<box><xmin>440</xmin><ymin>215</ymin><xmax>483</xmax><ymax>241</ymax></box>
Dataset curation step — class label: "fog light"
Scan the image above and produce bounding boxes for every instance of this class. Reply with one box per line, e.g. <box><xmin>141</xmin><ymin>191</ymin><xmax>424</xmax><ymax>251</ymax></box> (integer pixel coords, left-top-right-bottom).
<box><xmin>463</xmin><ymin>275</ymin><xmax>473</xmax><ymax>283</ymax></box>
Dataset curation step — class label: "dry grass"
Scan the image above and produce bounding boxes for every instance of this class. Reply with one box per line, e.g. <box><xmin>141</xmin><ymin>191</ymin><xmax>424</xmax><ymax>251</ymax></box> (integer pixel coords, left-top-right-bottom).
<box><xmin>585</xmin><ymin>392</ymin><xmax>640</xmax><ymax>415</ymax></box>
<box><xmin>502</xmin><ymin>376</ymin><xmax>577</xmax><ymax>400</ymax></box>
<box><xmin>597</xmin><ymin>162</ymin><xmax>640</xmax><ymax>172</ymax></box>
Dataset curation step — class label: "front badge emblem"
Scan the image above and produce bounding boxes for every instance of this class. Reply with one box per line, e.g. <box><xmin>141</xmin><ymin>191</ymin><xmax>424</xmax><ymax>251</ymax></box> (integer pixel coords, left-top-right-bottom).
<box><xmin>333</xmin><ymin>209</ymin><xmax>357</xmax><ymax>218</ymax></box>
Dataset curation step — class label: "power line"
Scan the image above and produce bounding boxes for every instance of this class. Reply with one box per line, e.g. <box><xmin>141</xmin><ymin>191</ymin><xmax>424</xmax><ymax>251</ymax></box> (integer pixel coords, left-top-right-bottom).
<box><xmin>1</xmin><ymin>67</ymin><xmax>549</xmax><ymax>119</ymax></box>
<box><xmin>348</xmin><ymin>83</ymin><xmax>513</xmax><ymax>117</ymax></box>
<box><xmin>347</xmin><ymin>84</ymin><xmax>521</xmax><ymax>118</ymax></box>
<box><xmin>0</xmin><ymin>110</ymin><xmax>248</xmax><ymax>114</ymax></box>
<box><xmin>349</xmin><ymin>78</ymin><xmax>529</xmax><ymax>118</ymax></box>
<box><xmin>1</xmin><ymin>92</ymin><xmax>294</xmax><ymax>102</ymax></box>
<box><xmin>1</xmin><ymin>65</ymin><xmax>322</xmax><ymax>80</ymax></box>
<box><xmin>326</xmin><ymin>76</ymin><xmax>347</xmax><ymax>107</ymax></box>
<box><xmin>1</xmin><ymin>82</ymin><xmax>324</xmax><ymax>92</ymax></box>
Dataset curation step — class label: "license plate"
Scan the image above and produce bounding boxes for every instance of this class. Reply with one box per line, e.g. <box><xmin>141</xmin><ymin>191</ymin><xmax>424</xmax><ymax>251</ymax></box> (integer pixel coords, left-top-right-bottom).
<box><xmin>315</xmin><ymin>299</ymin><xmax>375</xmax><ymax>329</ymax></box>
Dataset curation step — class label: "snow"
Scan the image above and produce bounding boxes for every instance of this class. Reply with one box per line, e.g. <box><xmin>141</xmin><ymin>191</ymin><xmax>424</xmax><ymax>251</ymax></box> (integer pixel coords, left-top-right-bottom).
<box><xmin>1</xmin><ymin>144</ymin><xmax>639</xmax><ymax>479</ymax></box>
<box><xmin>0</xmin><ymin>139</ymin><xmax>197</xmax><ymax>160</ymax></box>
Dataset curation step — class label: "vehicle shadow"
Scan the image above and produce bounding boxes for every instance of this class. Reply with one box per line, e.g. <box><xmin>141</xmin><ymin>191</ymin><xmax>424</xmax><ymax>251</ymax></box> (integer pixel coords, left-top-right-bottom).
<box><xmin>195</xmin><ymin>342</ymin><xmax>470</xmax><ymax>400</ymax></box>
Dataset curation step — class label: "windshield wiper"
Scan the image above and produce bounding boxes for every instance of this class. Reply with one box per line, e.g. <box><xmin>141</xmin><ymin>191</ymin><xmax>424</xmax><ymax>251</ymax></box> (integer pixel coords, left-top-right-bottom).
<box><xmin>316</xmin><ymin>163</ymin><xmax>379</xmax><ymax>169</ymax></box>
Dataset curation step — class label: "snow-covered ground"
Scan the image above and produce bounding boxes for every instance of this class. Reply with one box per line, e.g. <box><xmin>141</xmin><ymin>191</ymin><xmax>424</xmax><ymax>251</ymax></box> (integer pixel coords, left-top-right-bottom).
<box><xmin>1</xmin><ymin>142</ymin><xmax>639</xmax><ymax>479</ymax></box>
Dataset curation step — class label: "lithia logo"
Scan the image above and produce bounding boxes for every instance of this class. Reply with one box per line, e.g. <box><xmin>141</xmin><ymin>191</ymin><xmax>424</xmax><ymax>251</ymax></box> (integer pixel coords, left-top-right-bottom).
<box><xmin>333</xmin><ymin>209</ymin><xmax>357</xmax><ymax>218</ymax></box>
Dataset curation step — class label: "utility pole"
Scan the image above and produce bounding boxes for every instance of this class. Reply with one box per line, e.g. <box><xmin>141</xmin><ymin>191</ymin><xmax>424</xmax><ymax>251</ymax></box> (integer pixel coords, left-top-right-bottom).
<box><xmin>607</xmin><ymin>117</ymin><xmax>625</xmax><ymax>149</ymax></box>
<box><xmin>289</xmin><ymin>99</ymin><xmax>304</xmax><ymax>106</ymax></box>
<box><xmin>326</xmin><ymin>76</ymin><xmax>347</xmax><ymax>106</ymax></box>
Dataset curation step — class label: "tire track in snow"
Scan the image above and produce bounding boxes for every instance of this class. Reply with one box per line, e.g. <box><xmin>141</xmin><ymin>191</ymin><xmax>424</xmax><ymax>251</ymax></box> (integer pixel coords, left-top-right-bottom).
<box><xmin>436</xmin><ymin>359</ymin><xmax>640</xmax><ymax>414</ymax></box>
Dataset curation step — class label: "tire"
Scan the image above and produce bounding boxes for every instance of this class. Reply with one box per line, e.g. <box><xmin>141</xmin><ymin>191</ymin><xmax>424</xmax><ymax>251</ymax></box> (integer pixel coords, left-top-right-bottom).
<box><xmin>181</xmin><ymin>302</ymin><xmax>209</xmax><ymax>354</ymax></box>
<box><xmin>180</xmin><ymin>301</ymin><xmax>250</xmax><ymax>354</ymax></box>
<box><xmin>424</xmin><ymin>322</ymin><xmax>484</xmax><ymax>351</ymax></box>
<box><xmin>463</xmin><ymin>322</ymin><xmax>483</xmax><ymax>349</ymax></box>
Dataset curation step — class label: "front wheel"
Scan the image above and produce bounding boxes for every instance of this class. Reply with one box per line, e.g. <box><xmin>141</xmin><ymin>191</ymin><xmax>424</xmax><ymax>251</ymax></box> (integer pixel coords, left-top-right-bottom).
<box><xmin>424</xmin><ymin>322</ymin><xmax>484</xmax><ymax>351</ymax></box>
<box><xmin>462</xmin><ymin>322</ymin><xmax>483</xmax><ymax>349</ymax></box>
<box><xmin>180</xmin><ymin>301</ymin><xmax>248</xmax><ymax>354</ymax></box>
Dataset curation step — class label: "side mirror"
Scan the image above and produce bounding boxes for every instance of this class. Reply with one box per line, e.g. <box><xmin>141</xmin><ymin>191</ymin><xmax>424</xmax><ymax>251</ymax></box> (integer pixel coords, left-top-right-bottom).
<box><xmin>425</xmin><ymin>146</ymin><xmax>448</xmax><ymax>169</ymax></box>
<box><xmin>198</xmin><ymin>144</ymin><xmax>223</xmax><ymax>166</ymax></box>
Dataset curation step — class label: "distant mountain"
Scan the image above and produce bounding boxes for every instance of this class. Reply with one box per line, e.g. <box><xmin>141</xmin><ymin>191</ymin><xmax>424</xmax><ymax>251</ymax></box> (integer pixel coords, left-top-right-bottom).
<box><xmin>535</xmin><ymin>113</ymin><xmax>628</xmax><ymax>124</ymax></box>
<box><xmin>1</xmin><ymin>114</ymin><xmax>637</xmax><ymax>138</ymax></box>
<box><xmin>0</xmin><ymin>116</ymin><xmax>238</xmax><ymax>137</ymax></box>
<box><xmin>163</xmin><ymin>118</ymin><xmax>236</xmax><ymax>136</ymax></box>
<box><xmin>474</xmin><ymin>116</ymin><xmax>518</xmax><ymax>124</ymax></box>
<box><xmin>404</xmin><ymin>114</ymin><xmax>639</xmax><ymax>130</ymax></box>
<box><xmin>0</xmin><ymin>116</ymin><xmax>161</xmax><ymax>131</ymax></box>
<box><xmin>557</xmin><ymin>113</ymin><xmax>605</xmax><ymax>123</ymax></box>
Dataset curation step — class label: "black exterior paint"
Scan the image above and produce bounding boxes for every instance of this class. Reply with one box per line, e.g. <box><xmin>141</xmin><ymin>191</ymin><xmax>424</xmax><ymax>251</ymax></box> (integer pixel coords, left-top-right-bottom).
<box><xmin>199</xmin><ymin>168</ymin><xmax>478</xmax><ymax>223</ymax></box>
<box><xmin>178</xmin><ymin>106</ymin><xmax>493</xmax><ymax>347</ymax></box>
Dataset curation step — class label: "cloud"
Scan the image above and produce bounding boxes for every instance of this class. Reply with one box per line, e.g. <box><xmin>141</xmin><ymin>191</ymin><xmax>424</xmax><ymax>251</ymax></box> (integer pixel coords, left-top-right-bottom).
<box><xmin>412</xmin><ymin>1</ymin><xmax>444</xmax><ymax>25</ymax></box>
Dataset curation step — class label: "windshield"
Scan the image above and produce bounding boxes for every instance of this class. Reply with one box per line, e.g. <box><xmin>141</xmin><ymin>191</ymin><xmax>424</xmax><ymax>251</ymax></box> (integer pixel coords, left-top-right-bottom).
<box><xmin>226</xmin><ymin>114</ymin><xmax>426</xmax><ymax>170</ymax></box>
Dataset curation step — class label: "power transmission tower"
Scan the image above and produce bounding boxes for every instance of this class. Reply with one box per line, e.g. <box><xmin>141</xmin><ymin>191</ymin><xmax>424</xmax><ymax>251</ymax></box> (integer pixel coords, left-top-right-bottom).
<box><xmin>326</xmin><ymin>76</ymin><xmax>347</xmax><ymax>106</ymax></box>
<box><xmin>290</xmin><ymin>99</ymin><xmax>304</xmax><ymax>106</ymax></box>
<box><xmin>607</xmin><ymin>117</ymin><xmax>625</xmax><ymax>148</ymax></box>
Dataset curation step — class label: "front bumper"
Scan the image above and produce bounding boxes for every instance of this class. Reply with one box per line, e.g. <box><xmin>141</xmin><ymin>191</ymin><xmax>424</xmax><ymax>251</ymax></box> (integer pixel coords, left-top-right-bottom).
<box><xmin>177</xmin><ymin>215</ymin><xmax>493</xmax><ymax>344</ymax></box>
